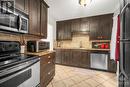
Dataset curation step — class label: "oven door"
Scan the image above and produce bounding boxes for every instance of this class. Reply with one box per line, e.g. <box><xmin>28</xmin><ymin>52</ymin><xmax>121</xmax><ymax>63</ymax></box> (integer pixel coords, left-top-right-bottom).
<box><xmin>0</xmin><ymin>59</ymin><xmax>40</xmax><ymax>87</ymax></box>
<box><xmin>0</xmin><ymin>13</ymin><xmax>19</xmax><ymax>32</ymax></box>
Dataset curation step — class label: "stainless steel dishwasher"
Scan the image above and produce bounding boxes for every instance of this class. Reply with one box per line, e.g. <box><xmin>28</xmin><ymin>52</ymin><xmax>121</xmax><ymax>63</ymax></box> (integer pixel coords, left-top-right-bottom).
<box><xmin>90</xmin><ymin>52</ymin><xmax>108</xmax><ymax>70</ymax></box>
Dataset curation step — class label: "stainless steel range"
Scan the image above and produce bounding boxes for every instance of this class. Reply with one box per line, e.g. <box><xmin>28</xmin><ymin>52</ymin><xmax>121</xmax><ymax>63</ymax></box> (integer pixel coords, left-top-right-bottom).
<box><xmin>0</xmin><ymin>41</ymin><xmax>40</xmax><ymax>87</ymax></box>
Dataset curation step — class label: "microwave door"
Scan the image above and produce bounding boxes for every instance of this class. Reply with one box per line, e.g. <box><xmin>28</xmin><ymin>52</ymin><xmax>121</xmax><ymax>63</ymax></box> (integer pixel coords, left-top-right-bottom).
<box><xmin>0</xmin><ymin>14</ymin><xmax>19</xmax><ymax>32</ymax></box>
<box><xmin>10</xmin><ymin>14</ymin><xmax>19</xmax><ymax>30</ymax></box>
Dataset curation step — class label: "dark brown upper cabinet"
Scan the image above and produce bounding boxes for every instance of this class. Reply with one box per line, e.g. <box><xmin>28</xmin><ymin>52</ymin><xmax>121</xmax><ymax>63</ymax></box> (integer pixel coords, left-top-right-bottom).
<box><xmin>29</xmin><ymin>0</ymin><xmax>41</xmax><ymax>36</ymax></box>
<box><xmin>29</xmin><ymin>0</ymin><xmax>48</xmax><ymax>38</ymax></box>
<box><xmin>98</xmin><ymin>14</ymin><xmax>113</xmax><ymax>40</ymax></box>
<box><xmin>71</xmin><ymin>19</ymin><xmax>81</xmax><ymax>32</ymax></box>
<box><xmin>90</xmin><ymin>14</ymin><xmax>113</xmax><ymax>40</ymax></box>
<box><xmin>56</xmin><ymin>21</ymin><xmax>72</xmax><ymax>40</ymax></box>
<box><xmin>89</xmin><ymin>16</ymin><xmax>100</xmax><ymax>40</ymax></box>
<box><xmin>40</xmin><ymin>1</ymin><xmax>49</xmax><ymax>38</ymax></box>
<box><xmin>15</xmin><ymin>0</ymin><xmax>29</xmax><ymax>14</ymax></box>
<box><xmin>71</xmin><ymin>18</ymin><xmax>90</xmax><ymax>34</ymax></box>
<box><xmin>80</xmin><ymin>18</ymin><xmax>90</xmax><ymax>32</ymax></box>
<box><xmin>56</xmin><ymin>14</ymin><xmax>112</xmax><ymax>41</ymax></box>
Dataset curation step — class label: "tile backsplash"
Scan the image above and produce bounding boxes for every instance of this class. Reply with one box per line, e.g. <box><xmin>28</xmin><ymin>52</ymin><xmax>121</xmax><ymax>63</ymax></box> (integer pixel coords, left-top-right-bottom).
<box><xmin>56</xmin><ymin>35</ymin><xmax>91</xmax><ymax>49</ymax></box>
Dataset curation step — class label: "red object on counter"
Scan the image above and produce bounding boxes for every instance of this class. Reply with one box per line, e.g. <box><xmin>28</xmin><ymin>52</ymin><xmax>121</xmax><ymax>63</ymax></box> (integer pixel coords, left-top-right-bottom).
<box><xmin>101</xmin><ymin>44</ymin><xmax>105</xmax><ymax>49</ymax></box>
<box><xmin>105</xmin><ymin>44</ymin><xmax>109</xmax><ymax>49</ymax></box>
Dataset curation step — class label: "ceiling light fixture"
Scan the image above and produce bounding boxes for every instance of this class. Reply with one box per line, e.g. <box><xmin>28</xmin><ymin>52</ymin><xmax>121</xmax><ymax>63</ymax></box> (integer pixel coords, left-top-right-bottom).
<box><xmin>79</xmin><ymin>0</ymin><xmax>92</xmax><ymax>7</ymax></box>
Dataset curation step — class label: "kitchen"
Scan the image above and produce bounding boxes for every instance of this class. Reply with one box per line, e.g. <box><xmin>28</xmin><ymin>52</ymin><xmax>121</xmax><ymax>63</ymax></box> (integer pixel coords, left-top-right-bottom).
<box><xmin>0</xmin><ymin>0</ymin><xmax>129</xmax><ymax>87</ymax></box>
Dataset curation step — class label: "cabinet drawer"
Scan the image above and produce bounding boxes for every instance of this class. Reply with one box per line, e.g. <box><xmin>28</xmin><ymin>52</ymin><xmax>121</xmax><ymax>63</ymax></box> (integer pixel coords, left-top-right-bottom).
<box><xmin>41</xmin><ymin>69</ymin><xmax>55</xmax><ymax>87</ymax></box>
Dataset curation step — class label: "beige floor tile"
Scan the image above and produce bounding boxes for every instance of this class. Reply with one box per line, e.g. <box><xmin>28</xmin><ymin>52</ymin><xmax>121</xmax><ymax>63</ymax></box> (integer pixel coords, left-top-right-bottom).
<box><xmin>62</xmin><ymin>78</ymin><xmax>75</xmax><ymax>87</ymax></box>
<box><xmin>85</xmin><ymin>79</ymin><xmax>100</xmax><ymax>87</ymax></box>
<box><xmin>72</xmin><ymin>81</ymin><xmax>92</xmax><ymax>87</ymax></box>
<box><xmin>51</xmin><ymin>75</ymin><xmax>61</xmax><ymax>83</ymax></box>
<box><xmin>92</xmin><ymin>75</ymin><xmax>106</xmax><ymax>83</ymax></box>
<box><xmin>97</xmin><ymin>84</ymin><xmax>105</xmax><ymax>87</ymax></box>
<box><xmin>107</xmin><ymin>79</ymin><xmax>118</xmax><ymax>86</ymax></box>
<box><xmin>70</xmin><ymin>75</ymin><xmax>84</xmax><ymax>83</ymax></box>
<box><xmin>48</xmin><ymin>65</ymin><xmax>117</xmax><ymax>87</ymax></box>
<box><xmin>97</xmin><ymin>73</ymin><xmax>113</xmax><ymax>80</ymax></box>
<box><xmin>52</xmin><ymin>81</ymin><xmax>66</xmax><ymax>87</ymax></box>
<box><xmin>101</xmin><ymin>81</ymin><xmax>117</xmax><ymax>87</ymax></box>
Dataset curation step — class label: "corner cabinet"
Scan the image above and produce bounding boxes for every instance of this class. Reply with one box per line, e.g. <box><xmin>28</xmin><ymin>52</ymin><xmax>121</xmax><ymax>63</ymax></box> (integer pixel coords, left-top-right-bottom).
<box><xmin>15</xmin><ymin>0</ymin><xmax>29</xmax><ymax>14</ymax></box>
<box><xmin>29</xmin><ymin>0</ymin><xmax>48</xmax><ymax>38</ymax></box>
<box><xmin>56</xmin><ymin>21</ymin><xmax>72</xmax><ymax>41</ymax></box>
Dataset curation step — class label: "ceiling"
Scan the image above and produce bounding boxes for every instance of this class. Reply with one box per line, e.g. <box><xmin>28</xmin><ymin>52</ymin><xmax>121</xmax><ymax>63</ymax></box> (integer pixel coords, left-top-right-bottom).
<box><xmin>45</xmin><ymin>0</ymin><xmax>119</xmax><ymax>21</ymax></box>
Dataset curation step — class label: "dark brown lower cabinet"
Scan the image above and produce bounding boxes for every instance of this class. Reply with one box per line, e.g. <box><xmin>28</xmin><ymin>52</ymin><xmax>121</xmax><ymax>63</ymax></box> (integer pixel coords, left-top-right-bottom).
<box><xmin>55</xmin><ymin>49</ymin><xmax>90</xmax><ymax>68</ymax></box>
<box><xmin>71</xmin><ymin>50</ymin><xmax>81</xmax><ymax>67</ymax></box>
<box><xmin>80</xmin><ymin>51</ymin><xmax>90</xmax><ymax>68</ymax></box>
<box><xmin>55</xmin><ymin>49</ymin><xmax>116</xmax><ymax>72</ymax></box>
<box><xmin>55</xmin><ymin>49</ymin><xmax>62</xmax><ymax>64</ymax></box>
<box><xmin>40</xmin><ymin>52</ymin><xmax>55</xmax><ymax>87</ymax></box>
<box><xmin>62</xmin><ymin>49</ymin><xmax>71</xmax><ymax>65</ymax></box>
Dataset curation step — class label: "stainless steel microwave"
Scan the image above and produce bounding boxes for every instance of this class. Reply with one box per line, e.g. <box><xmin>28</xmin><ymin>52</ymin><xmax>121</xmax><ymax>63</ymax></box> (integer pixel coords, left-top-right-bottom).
<box><xmin>0</xmin><ymin>8</ymin><xmax>28</xmax><ymax>33</ymax></box>
<box><xmin>27</xmin><ymin>41</ymin><xmax>50</xmax><ymax>52</ymax></box>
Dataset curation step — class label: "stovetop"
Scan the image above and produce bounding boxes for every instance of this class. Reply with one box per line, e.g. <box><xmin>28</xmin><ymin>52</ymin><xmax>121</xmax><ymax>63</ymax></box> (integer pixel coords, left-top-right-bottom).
<box><xmin>0</xmin><ymin>53</ymin><xmax>38</xmax><ymax>67</ymax></box>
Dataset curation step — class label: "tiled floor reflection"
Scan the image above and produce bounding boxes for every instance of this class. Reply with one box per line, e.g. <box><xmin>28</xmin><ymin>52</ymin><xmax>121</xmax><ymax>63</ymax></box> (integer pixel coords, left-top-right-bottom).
<box><xmin>47</xmin><ymin>65</ymin><xmax>118</xmax><ymax>87</ymax></box>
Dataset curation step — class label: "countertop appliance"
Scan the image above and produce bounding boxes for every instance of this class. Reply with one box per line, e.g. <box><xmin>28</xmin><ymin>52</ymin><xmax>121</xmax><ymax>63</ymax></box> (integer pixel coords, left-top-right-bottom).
<box><xmin>90</xmin><ymin>52</ymin><xmax>108</xmax><ymax>70</ymax></box>
<box><xmin>27</xmin><ymin>40</ymin><xmax>50</xmax><ymax>52</ymax></box>
<box><xmin>0</xmin><ymin>7</ymin><xmax>28</xmax><ymax>33</ymax></box>
<box><xmin>119</xmin><ymin>0</ymin><xmax>130</xmax><ymax>87</ymax></box>
<box><xmin>0</xmin><ymin>41</ymin><xmax>40</xmax><ymax>87</ymax></box>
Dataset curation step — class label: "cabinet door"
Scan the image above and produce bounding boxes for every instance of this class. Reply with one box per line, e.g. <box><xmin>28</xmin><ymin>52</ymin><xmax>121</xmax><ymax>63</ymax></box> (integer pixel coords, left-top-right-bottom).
<box><xmin>90</xmin><ymin>14</ymin><xmax>113</xmax><ymax>40</ymax></box>
<box><xmin>29</xmin><ymin>0</ymin><xmax>41</xmax><ymax>36</ymax></box>
<box><xmin>57</xmin><ymin>21</ymin><xmax>72</xmax><ymax>40</ymax></box>
<box><xmin>71</xmin><ymin>50</ymin><xmax>81</xmax><ymax>67</ymax></box>
<box><xmin>62</xmin><ymin>49</ymin><xmax>71</xmax><ymax>65</ymax></box>
<box><xmin>55</xmin><ymin>49</ymin><xmax>62</xmax><ymax>64</ymax></box>
<box><xmin>15</xmin><ymin>0</ymin><xmax>29</xmax><ymax>14</ymax></box>
<box><xmin>56</xmin><ymin>21</ymin><xmax>64</xmax><ymax>40</ymax></box>
<box><xmin>64</xmin><ymin>21</ymin><xmax>72</xmax><ymax>40</ymax></box>
<box><xmin>40</xmin><ymin>1</ymin><xmax>48</xmax><ymax>38</ymax></box>
<box><xmin>99</xmin><ymin>15</ymin><xmax>112</xmax><ymax>40</ymax></box>
<box><xmin>89</xmin><ymin>17</ymin><xmax>99</xmax><ymax>40</ymax></box>
<box><xmin>80</xmin><ymin>18</ymin><xmax>90</xmax><ymax>32</ymax></box>
<box><xmin>80</xmin><ymin>51</ymin><xmax>90</xmax><ymax>68</ymax></box>
<box><xmin>71</xmin><ymin>19</ymin><xmax>81</xmax><ymax>32</ymax></box>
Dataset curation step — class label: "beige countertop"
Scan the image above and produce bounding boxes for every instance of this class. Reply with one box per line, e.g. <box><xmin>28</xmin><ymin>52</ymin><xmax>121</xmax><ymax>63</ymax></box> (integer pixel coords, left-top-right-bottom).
<box><xmin>54</xmin><ymin>47</ymin><xmax>110</xmax><ymax>51</ymax></box>
<box><xmin>25</xmin><ymin>50</ymin><xmax>55</xmax><ymax>56</ymax></box>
